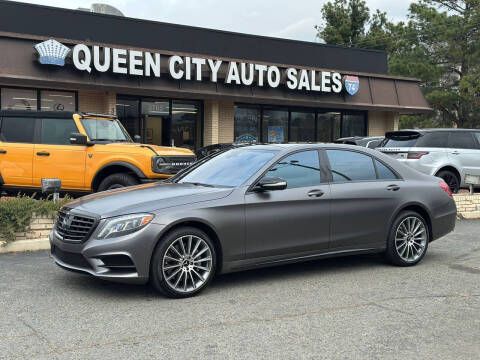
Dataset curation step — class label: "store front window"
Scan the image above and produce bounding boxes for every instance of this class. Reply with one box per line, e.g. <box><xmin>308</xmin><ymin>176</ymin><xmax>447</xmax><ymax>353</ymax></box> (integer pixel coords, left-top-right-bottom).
<box><xmin>263</xmin><ymin>108</ymin><xmax>288</xmax><ymax>143</ymax></box>
<box><xmin>234</xmin><ymin>105</ymin><xmax>261</xmax><ymax>143</ymax></box>
<box><xmin>117</xmin><ymin>97</ymin><xmax>202</xmax><ymax>150</ymax></box>
<box><xmin>0</xmin><ymin>87</ymin><xmax>77</xmax><ymax>111</ymax></box>
<box><xmin>40</xmin><ymin>90</ymin><xmax>75</xmax><ymax>111</ymax></box>
<box><xmin>234</xmin><ymin>104</ymin><xmax>366</xmax><ymax>143</ymax></box>
<box><xmin>291</xmin><ymin>111</ymin><xmax>315</xmax><ymax>142</ymax></box>
<box><xmin>1</xmin><ymin>88</ymin><xmax>37</xmax><ymax>110</ymax></box>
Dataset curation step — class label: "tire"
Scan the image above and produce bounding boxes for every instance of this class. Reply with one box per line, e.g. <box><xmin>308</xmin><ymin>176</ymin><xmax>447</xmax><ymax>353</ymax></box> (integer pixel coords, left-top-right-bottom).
<box><xmin>384</xmin><ymin>210</ymin><xmax>429</xmax><ymax>267</ymax></box>
<box><xmin>150</xmin><ymin>227</ymin><xmax>216</xmax><ymax>298</ymax></box>
<box><xmin>436</xmin><ymin>170</ymin><xmax>460</xmax><ymax>194</ymax></box>
<box><xmin>97</xmin><ymin>173</ymin><xmax>139</xmax><ymax>192</ymax></box>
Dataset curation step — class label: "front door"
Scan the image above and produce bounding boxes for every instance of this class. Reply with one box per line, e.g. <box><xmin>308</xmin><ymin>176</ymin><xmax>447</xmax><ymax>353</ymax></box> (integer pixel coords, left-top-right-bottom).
<box><xmin>33</xmin><ymin>117</ymin><xmax>87</xmax><ymax>190</ymax></box>
<box><xmin>245</xmin><ymin>150</ymin><xmax>330</xmax><ymax>259</ymax></box>
<box><xmin>0</xmin><ymin>116</ymin><xmax>35</xmax><ymax>187</ymax></box>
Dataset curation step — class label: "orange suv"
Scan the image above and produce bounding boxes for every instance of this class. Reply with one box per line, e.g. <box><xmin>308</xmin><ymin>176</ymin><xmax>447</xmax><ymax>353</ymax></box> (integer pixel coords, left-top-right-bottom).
<box><xmin>0</xmin><ymin>111</ymin><xmax>196</xmax><ymax>194</ymax></box>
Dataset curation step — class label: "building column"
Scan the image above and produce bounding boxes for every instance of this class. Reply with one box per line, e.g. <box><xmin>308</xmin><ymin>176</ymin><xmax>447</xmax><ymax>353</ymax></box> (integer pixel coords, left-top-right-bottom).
<box><xmin>78</xmin><ymin>90</ymin><xmax>117</xmax><ymax>115</ymax></box>
<box><xmin>203</xmin><ymin>99</ymin><xmax>234</xmax><ymax>145</ymax></box>
<box><xmin>368</xmin><ymin>111</ymin><xmax>399</xmax><ymax>136</ymax></box>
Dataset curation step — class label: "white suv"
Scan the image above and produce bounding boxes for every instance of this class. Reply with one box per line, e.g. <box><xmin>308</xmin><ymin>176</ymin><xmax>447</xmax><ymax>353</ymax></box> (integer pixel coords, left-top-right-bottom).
<box><xmin>377</xmin><ymin>129</ymin><xmax>480</xmax><ymax>193</ymax></box>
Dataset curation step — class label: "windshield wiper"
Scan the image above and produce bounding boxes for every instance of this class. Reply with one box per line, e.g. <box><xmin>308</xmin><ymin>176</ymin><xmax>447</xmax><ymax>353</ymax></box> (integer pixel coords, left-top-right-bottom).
<box><xmin>182</xmin><ymin>182</ymin><xmax>215</xmax><ymax>188</ymax></box>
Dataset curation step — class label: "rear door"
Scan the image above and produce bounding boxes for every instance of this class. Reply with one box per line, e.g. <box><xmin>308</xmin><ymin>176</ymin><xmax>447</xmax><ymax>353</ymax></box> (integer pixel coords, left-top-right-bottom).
<box><xmin>447</xmin><ymin>131</ymin><xmax>480</xmax><ymax>180</ymax></box>
<box><xmin>33</xmin><ymin>117</ymin><xmax>87</xmax><ymax>190</ymax></box>
<box><xmin>0</xmin><ymin>116</ymin><xmax>35</xmax><ymax>187</ymax></box>
<box><xmin>325</xmin><ymin>149</ymin><xmax>403</xmax><ymax>250</ymax></box>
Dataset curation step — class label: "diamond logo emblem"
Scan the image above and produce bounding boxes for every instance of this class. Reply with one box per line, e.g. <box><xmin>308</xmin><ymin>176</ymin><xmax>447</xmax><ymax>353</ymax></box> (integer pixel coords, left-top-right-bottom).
<box><xmin>35</xmin><ymin>39</ymin><xmax>71</xmax><ymax>66</ymax></box>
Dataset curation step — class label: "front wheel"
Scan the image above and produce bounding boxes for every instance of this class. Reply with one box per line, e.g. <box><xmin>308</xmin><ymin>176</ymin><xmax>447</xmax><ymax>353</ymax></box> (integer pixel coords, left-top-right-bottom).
<box><xmin>150</xmin><ymin>227</ymin><xmax>216</xmax><ymax>298</ymax></box>
<box><xmin>385</xmin><ymin>211</ymin><xmax>429</xmax><ymax>266</ymax></box>
<box><xmin>97</xmin><ymin>173</ymin><xmax>138</xmax><ymax>192</ymax></box>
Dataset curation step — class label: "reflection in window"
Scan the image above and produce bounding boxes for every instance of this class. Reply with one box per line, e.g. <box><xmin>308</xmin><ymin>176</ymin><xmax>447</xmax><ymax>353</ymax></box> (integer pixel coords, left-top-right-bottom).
<box><xmin>327</xmin><ymin>150</ymin><xmax>376</xmax><ymax>182</ymax></box>
<box><xmin>342</xmin><ymin>113</ymin><xmax>366</xmax><ymax>138</ymax></box>
<box><xmin>263</xmin><ymin>109</ymin><xmax>288</xmax><ymax>143</ymax></box>
<box><xmin>172</xmin><ymin>100</ymin><xmax>201</xmax><ymax>150</ymax></box>
<box><xmin>318</xmin><ymin>112</ymin><xmax>339</xmax><ymax>142</ymax></box>
<box><xmin>267</xmin><ymin>150</ymin><xmax>320</xmax><ymax>188</ymax></box>
<box><xmin>290</xmin><ymin>112</ymin><xmax>315</xmax><ymax>142</ymax></box>
<box><xmin>41</xmin><ymin>91</ymin><xmax>75</xmax><ymax>111</ymax></box>
<box><xmin>116</xmin><ymin>99</ymin><xmax>140</xmax><ymax>139</ymax></box>
<box><xmin>375</xmin><ymin>160</ymin><xmax>398</xmax><ymax>180</ymax></box>
<box><xmin>41</xmin><ymin>118</ymin><xmax>78</xmax><ymax>145</ymax></box>
<box><xmin>1</xmin><ymin>88</ymin><xmax>37</xmax><ymax>110</ymax></box>
<box><xmin>234</xmin><ymin>106</ymin><xmax>260</xmax><ymax>143</ymax></box>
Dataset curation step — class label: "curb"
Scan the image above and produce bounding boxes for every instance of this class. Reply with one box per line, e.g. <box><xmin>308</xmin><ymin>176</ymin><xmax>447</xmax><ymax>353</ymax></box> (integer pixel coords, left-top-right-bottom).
<box><xmin>457</xmin><ymin>211</ymin><xmax>480</xmax><ymax>220</ymax></box>
<box><xmin>0</xmin><ymin>238</ymin><xmax>50</xmax><ymax>254</ymax></box>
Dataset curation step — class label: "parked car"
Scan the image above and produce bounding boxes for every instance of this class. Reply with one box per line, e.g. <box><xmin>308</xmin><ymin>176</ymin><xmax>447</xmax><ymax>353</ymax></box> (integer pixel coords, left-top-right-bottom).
<box><xmin>335</xmin><ymin>136</ymin><xmax>384</xmax><ymax>148</ymax></box>
<box><xmin>377</xmin><ymin>129</ymin><xmax>480</xmax><ymax>193</ymax></box>
<box><xmin>196</xmin><ymin>142</ymin><xmax>253</xmax><ymax>160</ymax></box>
<box><xmin>51</xmin><ymin>143</ymin><xmax>456</xmax><ymax>298</ymax></box>
<box><xmin>0</xmin><ymin>110</ymin><xmax>196</xmax><ymax>194</ymax></box>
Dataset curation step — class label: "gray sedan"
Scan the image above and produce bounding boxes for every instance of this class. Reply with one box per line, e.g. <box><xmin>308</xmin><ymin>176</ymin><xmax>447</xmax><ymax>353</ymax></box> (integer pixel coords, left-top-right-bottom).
<box><xmin>50</xmin><ymin>144</ymin><xmax>457</xmax><ymax>298</ymax></box>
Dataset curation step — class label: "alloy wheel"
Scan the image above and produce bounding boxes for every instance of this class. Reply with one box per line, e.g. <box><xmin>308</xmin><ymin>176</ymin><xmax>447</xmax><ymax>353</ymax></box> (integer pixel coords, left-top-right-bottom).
<box><xmin>395</xmin><ymin>216</ymin><xmax>427</xmax><ymax>263</ymax></box>
<box><xmin>162</xmin><ymin>235</ymin><xmax>213</xmax><ymax>293</ymax></box>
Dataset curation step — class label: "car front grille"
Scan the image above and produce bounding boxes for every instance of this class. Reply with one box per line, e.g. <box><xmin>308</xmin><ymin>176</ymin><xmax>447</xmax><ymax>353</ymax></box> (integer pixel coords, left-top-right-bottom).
<box><xmin>55</xmin><ymin>210</ymin><xmax>97</xmax><ymax>243</ymax></box>
<box><xmin>160</xmin><ymin>156</ymin><xmax>196</xmax><ymax>174</ymax></box>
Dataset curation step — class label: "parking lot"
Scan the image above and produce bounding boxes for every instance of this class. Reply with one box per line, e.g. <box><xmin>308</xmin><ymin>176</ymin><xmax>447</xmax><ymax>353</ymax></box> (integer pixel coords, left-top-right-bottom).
<box><xmin>1</xmin><ymin>220</ymin><xmax>479</xmax><ymax>360</ymax></box>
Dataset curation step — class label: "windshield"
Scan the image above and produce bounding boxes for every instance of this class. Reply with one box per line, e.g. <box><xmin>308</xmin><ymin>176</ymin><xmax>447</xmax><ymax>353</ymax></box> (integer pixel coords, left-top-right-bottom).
<box><xmin>81</xmin><ymin>118</ymin><xmax>132</xmax><ymax>142</ymax></box>
<box><xmin>178</xmin><ymin>148</ymin><xmax>276</xmax><ymax>187</ymax></box>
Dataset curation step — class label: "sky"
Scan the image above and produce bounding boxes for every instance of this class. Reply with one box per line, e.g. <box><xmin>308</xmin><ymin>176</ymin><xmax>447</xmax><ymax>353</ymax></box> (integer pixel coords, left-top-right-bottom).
<box><xmin>13</xmin><ymin>0</ymin><xmax>414</xmax><ymax>42</ymax></box>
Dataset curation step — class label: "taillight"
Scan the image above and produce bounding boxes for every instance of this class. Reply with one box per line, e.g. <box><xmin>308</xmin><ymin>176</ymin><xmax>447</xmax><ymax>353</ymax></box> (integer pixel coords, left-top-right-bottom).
<box><xmin>439</xmin><ymin>180</ymin><xmax>453</xmax><ymax>198</ymax></box>
<box><xmin>407</xmin><ymin>151</ymin><xmax>429</xmax><ymax>159</ymax></box>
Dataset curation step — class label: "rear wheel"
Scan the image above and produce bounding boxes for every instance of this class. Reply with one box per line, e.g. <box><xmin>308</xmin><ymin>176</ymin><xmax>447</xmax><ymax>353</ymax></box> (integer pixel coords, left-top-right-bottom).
<box><xmin>150</xmin><ymin>227</ymin><xmax>216</xmax><ymax>298</ymax></box>
<box><xmin>97</xmin><ymin>173</ymin><xmax>138</xmax><ymax>192</ymax></box>
<box><xmin>385</xmin><ymin>211</ymin><xmax>429</xmax><ymax>266</ymax></box>
<box><xmin>436</xmin><ymin>170</ymin><xmax>459</xmax><ymax>194</ymax></box>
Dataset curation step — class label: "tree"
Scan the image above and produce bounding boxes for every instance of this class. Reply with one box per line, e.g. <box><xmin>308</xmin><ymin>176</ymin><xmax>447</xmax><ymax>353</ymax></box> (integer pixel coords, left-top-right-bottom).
<box><xmin>316</xmin><ymin>0</ymin><xmax>480</xmax><ymax>129</ymax></box>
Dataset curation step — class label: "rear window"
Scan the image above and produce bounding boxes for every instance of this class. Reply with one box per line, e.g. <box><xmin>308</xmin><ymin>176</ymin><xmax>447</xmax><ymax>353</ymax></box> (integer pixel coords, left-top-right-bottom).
<box><xmin>0</xmin><ymin>116</ymin><xmax>35</xmax><ymax>143</ymax></box>
<box><xmin>415</xmin><ymin>132</ymin><xmax>449</xmax><ymax>148</ymax></box>
<box><xmin>381</xmin><ymin>137</ymin><xmax>418</xmax><ymax>148</ymax></box>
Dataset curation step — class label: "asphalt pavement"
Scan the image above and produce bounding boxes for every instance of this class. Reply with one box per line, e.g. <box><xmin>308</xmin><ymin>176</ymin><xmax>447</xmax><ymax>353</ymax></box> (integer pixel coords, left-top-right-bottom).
<box><xmin>1</xmin><ymin>220</ymin><xmax>479</xmax><ymax>360</ymax></box>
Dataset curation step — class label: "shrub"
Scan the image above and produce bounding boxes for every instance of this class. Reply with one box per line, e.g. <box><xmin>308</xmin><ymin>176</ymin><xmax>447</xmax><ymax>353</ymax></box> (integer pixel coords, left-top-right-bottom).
<box><xmin>0</xmin><ymin>195</ymin><xmax>71</xmax><ymax>244</ymax></box>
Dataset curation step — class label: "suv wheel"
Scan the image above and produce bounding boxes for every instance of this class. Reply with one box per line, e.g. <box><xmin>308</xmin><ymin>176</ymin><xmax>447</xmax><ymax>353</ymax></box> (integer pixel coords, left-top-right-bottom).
<box><xmin>150</xmin><ymin>227</ymin><xmax>216</xmax><ymax>298</ymax></box>
<box><xmin>385</xmin><ymin>211</ymin><xmax>429</xmax><ymax>266</ymax></box>
<box><xmin>436</xmin><ymin>170</ymin><xmax>459</xmax><ymax>194</ymax></box>
<box><xmin>97</xmin><ymin>173</ymin><xmax>139</xmax><ymax>191</ymax></box>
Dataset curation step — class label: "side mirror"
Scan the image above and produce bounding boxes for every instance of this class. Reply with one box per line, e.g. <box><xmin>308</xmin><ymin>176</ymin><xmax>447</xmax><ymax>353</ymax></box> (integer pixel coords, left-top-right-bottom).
<box><xmin>134</xmin><ymin>135</ymin><xmax>142</xmax><ymax>143</ymax></box>
<box><xmin>254</xmin><ymin>176</ymin><xmax>287</xmax><ymax>192</ymax></box>
<box><xmin>69</xmin><ymin>132</ymin><xmax>90</xmax><ymax>146</ymax></box>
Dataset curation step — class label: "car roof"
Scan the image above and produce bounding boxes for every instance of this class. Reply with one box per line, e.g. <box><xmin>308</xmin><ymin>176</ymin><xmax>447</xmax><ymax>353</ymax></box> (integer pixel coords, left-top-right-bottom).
<box><xmin>392</xmin><ymin>128</ymin><xmax>480</xmax><ymax>133</ymax></box>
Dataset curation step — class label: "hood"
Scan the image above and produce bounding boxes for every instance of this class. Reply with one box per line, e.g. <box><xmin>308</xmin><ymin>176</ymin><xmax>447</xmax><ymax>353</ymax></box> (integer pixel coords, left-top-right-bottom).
<box><xmin>64</xmin><ymin>182</ymin><xmax>233</xmax><ymax>218</ymax></box>
<box><xmin>96</xmin><ymin>143</ymin><xmax>195</xmax><ymax>156</ymax></box>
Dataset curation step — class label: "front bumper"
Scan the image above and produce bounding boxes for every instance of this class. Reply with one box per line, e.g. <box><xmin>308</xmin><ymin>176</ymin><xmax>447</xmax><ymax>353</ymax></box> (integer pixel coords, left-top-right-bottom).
<box><xmin>50</xmin><ymin>222</ymin><xmax>166</xmax><ymax>284</ymax></box>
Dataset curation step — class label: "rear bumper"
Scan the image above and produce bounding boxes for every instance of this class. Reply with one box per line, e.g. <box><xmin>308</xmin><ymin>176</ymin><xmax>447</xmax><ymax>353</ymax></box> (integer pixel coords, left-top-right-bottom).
<box><xmin>431</xmin><ymin>205</ymin><xmax>457</xmax><ymax>242</ymax></box>
<box><xmin>50</xmin><ymin>222</ymin><xmax>166</xmax><ymax>284</ymax></box>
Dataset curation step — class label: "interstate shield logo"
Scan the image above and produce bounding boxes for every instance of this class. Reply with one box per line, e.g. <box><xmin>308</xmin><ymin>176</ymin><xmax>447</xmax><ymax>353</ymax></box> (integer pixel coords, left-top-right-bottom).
<box><xmin>344</xmin><ymin>75</ymin><xmax>360</xmax><ymax>95</ymax></box>
<box><xmin>35</xmin><ymin>39</ymin><xmax>71</xmax><ymax>66</ymax></box>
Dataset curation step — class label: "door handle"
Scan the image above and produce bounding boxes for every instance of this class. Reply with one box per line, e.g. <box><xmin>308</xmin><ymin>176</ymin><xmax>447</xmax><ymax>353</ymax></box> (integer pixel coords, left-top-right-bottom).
<box><xmin>0</xmin><ymin>150</ymin><xmax>6</xmax><ymax>154</ymax></box>
<box><xmin>387</xmin><ymin>184</ymin><xmax>400</xmax><ymax>191</ymax></box>
<box><xmin>307</xmin><ymin>189</ymin><xmax>324</xmax><ymax>198</ymax></box>
<box><xmin>36</xmin><ymin>152</ymin><xmax>50</xmax><ymax>157</ymax></box>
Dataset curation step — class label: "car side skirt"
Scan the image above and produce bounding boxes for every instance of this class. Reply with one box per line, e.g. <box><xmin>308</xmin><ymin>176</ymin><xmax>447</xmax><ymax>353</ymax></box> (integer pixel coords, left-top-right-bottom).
<box><xmin>221</xmin><ymin>247</ymin><xmax>384</xmax><ymax>274</ymax></box>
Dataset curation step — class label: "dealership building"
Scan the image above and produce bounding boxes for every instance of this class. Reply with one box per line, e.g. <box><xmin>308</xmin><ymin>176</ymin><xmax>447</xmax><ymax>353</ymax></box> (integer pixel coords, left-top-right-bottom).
<box><xmin>0</xmin><ymin>1</ymin><xmax>431</xmax><ymax>150</ymax></box>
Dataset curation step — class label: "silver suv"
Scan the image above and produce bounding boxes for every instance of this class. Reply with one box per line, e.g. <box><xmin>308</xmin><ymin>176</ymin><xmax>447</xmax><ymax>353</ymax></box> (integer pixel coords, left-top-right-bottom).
<box><xmin>377</xmin><ymin>129</ymin><xmax>480</xmax><ymax>193</ymax></box>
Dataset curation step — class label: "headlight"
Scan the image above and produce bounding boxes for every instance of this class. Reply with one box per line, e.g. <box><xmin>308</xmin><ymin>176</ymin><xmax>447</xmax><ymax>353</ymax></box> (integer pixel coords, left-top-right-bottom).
<box><xmin>97</xmin><ymin>213</ymin><xmax>154</xmax><ymax>239</ymax></box>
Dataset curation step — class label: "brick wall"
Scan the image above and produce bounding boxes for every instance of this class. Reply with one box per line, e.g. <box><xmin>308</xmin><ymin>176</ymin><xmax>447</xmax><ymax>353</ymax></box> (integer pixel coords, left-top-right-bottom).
<box><xmin>454</xmin><ymin>194</ymin><xmax>480</xmax><ymax>219</ymax></box>
<box><xmin>368</xmin><ymin>111</ymin><xmax>399</xmax><ymax>137</ymax></box>
<box><xmin>203</xmin><ymin>100</ymin><xmax>235</xmax><ymax>145</ymax></box>
<box><xmin>78</xmin><ymin>90</ymin><xmax>117</xmax><ymax>115</ymax></box>
<box><xmin>0</xmin><ymin>214</ymin><xmax>54</xmax><ymax>243</ymax></box>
